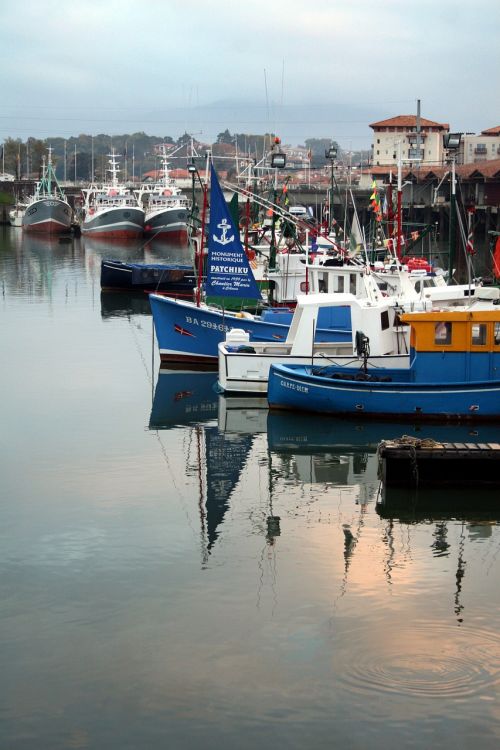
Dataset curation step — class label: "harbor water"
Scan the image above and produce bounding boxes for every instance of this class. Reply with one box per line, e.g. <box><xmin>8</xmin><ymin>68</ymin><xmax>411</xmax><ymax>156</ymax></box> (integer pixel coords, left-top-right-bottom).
<box><xmin>1</xmin><ymin>227</ymin><xmax>499</xmax><ymax>749</ymax></box>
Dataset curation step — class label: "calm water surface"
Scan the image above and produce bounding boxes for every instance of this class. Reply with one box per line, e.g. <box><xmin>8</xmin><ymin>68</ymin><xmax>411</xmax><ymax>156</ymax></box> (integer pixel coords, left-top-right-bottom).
<box><xmin>1</xmin><ymin>227</ymin><xmax>499</xmax><ymax>749</ymax></box>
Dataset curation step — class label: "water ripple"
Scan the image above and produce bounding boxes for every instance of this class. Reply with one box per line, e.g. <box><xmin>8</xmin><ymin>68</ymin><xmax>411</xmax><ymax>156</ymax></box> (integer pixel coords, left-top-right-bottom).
<box><xmin>336</xmin><ymin>621</ymin><xmax>500</xmax><ymax>700</ymax></box>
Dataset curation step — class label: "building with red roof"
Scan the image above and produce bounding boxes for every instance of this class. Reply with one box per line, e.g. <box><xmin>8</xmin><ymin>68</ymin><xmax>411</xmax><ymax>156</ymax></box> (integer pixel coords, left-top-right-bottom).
<box><xmin>370</xmin><ymin>114</ymin><xmax>449</xmax><ymax>168</ymax></box>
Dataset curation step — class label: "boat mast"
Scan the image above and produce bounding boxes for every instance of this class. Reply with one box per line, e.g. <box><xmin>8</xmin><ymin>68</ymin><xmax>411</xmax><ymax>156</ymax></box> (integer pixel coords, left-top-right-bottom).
<box><xmin>195</xmin><ymin>169</ymin><xmax>209</xmax><ymax>307</ymax></box>
<box><xmin>160</xmin><ymin>144</ymin><xmax>169</xmax><ymax>189</ymax></box>
<box><xmin>47</xmin><ymin>146</ymin><xmax>53</xmax><ymax>196</ymax></box>
<box><xmin>108</xmin><ymin>149</ymin><xmax>119</xmax><ymax>188</ymax></box>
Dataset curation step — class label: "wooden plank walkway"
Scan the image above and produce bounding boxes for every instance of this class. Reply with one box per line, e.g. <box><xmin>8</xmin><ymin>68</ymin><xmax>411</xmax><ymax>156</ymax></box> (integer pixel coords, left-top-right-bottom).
<box><xmin>378</xmin><ymin>438</ymin><xmax>500</xmax><ymax>487</ymax></box>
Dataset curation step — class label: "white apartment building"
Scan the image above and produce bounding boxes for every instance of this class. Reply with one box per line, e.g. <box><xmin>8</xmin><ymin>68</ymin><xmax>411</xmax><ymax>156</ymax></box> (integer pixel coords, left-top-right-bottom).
<box><xmin>370</xmin><ymin>115</ymin><xmax>449</xmax><ymax>167</ymax></box>
<box><xmin>461</xmin><ymin>127</ymin><xmax>500</xmax><ymax>165</ymax></box>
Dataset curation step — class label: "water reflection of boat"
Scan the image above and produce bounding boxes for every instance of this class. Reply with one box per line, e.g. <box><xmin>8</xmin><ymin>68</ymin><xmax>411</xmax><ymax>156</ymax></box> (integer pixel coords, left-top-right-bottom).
<box><xmin>266</xmin><ymin>411</ymin><xmax>497</xmax><ymax>453</ymax></box>
<box><xmin>83</xmin><ymin>236</ymin><xmax>144</xmax><ymax>259</ymax></box>
<box><xmin>378</xmin><ymin>484</ymin><xmax>500</xmax><ymax>521</ymax></box>
<box><xmin>266</xmin><ymin>412</ymin><xmax>500</xmax><ymax>488</ymax></box>
<box><xmin>150</xmin><ymin>369</ymin><xmax>257</xmax><ymax>555</ymax></box>
<box><xmin>218</xmin><ymin>394</ymin><xmax>268</xmax><ymax>434</ymax></box>
<box><xmin>201</xmin><ymin>424</ymin><xmax>257</xmax><ymax>553</ymax></box>
<box><xmin>100</xmin><ymin>290</ymin><xmax>153</xmax><ymax>319</ymax></box>
<box><xmin>22</xmin><ymin>233</ymin><xmax>64</xmax><ymax>254</ymax></box>
<box><xmin>149</xmin><ymin>369</ymin><xmax>219</xmax><ymax>427</ymax></box>
<box><xmin>144</xmin><ymin>239</ymin><xmax>192</xmax><ymax>264</ymax></box>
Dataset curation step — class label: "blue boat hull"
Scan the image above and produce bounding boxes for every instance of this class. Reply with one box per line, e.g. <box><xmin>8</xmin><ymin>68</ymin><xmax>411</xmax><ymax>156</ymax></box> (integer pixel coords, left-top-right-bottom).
<box><xmin>149</xmin><ymin>294</ymin><xmax>351</xmax><ymax>366</ymax></box>
<box><xmin>267</xmin><ymin>364</ymin><xmax>500</xmax><ymax>421</ymax></box>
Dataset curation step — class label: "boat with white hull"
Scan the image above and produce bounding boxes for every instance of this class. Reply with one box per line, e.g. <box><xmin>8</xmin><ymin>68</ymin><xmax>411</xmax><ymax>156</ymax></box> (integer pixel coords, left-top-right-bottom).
<box><xmin>81</xmin><ymin>151</ymin><xmax>144</xmax><ymax>239</ymax></box>
<box><xmin>9</xmin><ymin>202</ymin><xmax>27</xmax><ymax>227</ymax></box>
<box><xmin>217</xmin><ymin>292</ymin><xmax>412</xmax><ymax>394</ymax></box>
<box><xmin>137</xmin><ymin>145</ymin><xmax>190</xmax><ymax>241</ymax></box>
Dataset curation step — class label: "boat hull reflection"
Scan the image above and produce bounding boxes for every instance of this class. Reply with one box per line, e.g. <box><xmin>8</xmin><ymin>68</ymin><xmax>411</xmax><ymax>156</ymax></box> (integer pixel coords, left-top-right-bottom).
<box><xmin>149</xmin><ymin>369</ymin><xmax>219</xmax><ymax>427</ymax></box>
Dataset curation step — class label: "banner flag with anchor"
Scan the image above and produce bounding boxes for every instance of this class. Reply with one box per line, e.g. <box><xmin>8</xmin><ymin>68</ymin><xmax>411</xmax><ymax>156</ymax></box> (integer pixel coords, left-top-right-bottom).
<box><xmin>205</xmin><ymin>163</ymin><xmax>262</xmax><ymax>299</ymax></box>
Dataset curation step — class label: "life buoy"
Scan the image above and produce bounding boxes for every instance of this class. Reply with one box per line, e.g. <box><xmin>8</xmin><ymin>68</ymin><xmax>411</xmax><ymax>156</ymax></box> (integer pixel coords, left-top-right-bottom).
<box><xmin>246</xmin><ymin>249</ymin><xmax>256</xmax><ymax>261</ymax></box>
<box><xmin>163</xmin><ymin>189</ymin><xmax>172</xmax><ymax>196</ymax></box>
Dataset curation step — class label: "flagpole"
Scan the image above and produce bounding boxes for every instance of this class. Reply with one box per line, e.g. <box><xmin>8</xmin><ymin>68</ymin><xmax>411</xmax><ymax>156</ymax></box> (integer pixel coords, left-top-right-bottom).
<box><xmin>196</xmin><ymin>173</ymin><xmax>208</xmax><ymax>307</ymax></box>
<box><xmin>396</xmin><ymin>142</ymin><xmax>402</xmax><ymax>261</ymax></box>
<box><xmin>387</xmin><ymin>170</ymin><xmax>393</xmax><ymax>239</ymax></box>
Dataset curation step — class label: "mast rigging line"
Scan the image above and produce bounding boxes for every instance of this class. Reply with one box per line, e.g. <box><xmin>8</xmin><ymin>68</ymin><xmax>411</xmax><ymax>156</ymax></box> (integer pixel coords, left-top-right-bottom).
<box><xmin>221</xmin><ymin>179</ymin><xmax>307</xmax><ymax>230</ymax></box>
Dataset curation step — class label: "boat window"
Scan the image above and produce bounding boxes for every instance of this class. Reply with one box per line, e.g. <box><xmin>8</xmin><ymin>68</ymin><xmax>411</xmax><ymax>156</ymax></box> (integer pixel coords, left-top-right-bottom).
<box><xmin>414</xmin><ymin>280</ymin><xmax>422</xmax><ymax>293</ymax></box>
<box><xmin>380</xmin><ymin>310</ymin><xmax>390</xmax><ymax>331</ymax></box>
<box><xmin>349</xmin><ymin>274</ymin><xmax>357</xmax><ymax>295</ymax></box>
<box><xmin>319</xmin><ymin>272</ymin><xmax>329</xmax><ymax>292</ymax></box>
<box><xmin>471</xmin><ymin>323</ymin><xmax>487</xmax><ymax>346</ymax></box>
<box><xmin>494</xmin><ymin>322</ymin><xmax>500</xmax><ymax>345</ymax></box>
<box><xmin>334</xmin><ymin>276</ymin><xmax>345</xmax><ymax>293</ymax></box>
<box><xmin>434</xmin><ymin>321</ymin><xmax>452</xmax><ymax>345</ymax></box>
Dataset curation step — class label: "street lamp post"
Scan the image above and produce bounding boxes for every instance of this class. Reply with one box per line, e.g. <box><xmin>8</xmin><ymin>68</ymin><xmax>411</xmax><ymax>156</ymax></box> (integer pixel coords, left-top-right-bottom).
<box><xmin>269</xmin><ymin>138</ymin><xmax>286</xmax><ymax>276</ymax></box>
<box><xmin>325</xmin><ymin>144</ymin><xmax>337</xmax><ymax>234</ymax></box>
<box><xmin>443</xmin><ymin>132</ymin><xmax>462</xmax><ymax>280</ymax></box>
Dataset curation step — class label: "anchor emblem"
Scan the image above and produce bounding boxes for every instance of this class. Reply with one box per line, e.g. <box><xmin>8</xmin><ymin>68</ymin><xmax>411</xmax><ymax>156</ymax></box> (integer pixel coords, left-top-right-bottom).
<box><xmin>212</xmin><ymin>218</ymin><xmax>234</xmax><ymax>245</ymax></box>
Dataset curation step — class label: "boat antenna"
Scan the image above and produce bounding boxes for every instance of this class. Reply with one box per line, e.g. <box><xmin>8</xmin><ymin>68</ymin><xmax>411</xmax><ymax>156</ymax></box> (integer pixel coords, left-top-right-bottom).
<box><xmin>264</xmin><ymin>68</ymin><xmax>270</xmax><ymax>124</ymax></box>
<box><xmin>280</xmin><ymin>58</ymin><xmax>285</xmax><ymax>107</ymax></box>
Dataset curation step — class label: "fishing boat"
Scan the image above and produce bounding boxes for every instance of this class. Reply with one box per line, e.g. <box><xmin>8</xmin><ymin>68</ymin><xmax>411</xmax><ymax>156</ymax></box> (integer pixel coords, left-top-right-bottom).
<box><xmin>217</xmin><ymin>292</ymin><xmax>412</xmax><ymax>395</ymax></box>
<box><xmin>267</xmin><ymin>303</ymin><xmax>500</xmax><ymax>420</ymax></box>
<box><xmin>100</xmin><ymin>258</ymin><xmax>198</xmax><ymax>297</ymax></box>
<box><xmin>22</xmin><ymin>148</ymin><xmax>72</xmax><ymax>234</ymax></box>
<box><xmin>81</xmin><ymin>150</ymin><xmax>144</xmax><ymax>239</ymax></box>
<box><xmin>137</xmin><ymin>145</ymin><xmax>190</xmax><ymax>242</ymax></box>
<box><xmin>9</xmin><ymin>200</ymin><xmax>27</xmax><ymax>227</ymax></box>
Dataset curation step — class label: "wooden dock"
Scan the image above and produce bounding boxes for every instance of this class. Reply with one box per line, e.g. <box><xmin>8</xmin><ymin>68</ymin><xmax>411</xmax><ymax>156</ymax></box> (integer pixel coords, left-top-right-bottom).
<box><xmin>378</xmin><ymin>437</ymin><xmax>500</xmax><ymax>487</ymax></box>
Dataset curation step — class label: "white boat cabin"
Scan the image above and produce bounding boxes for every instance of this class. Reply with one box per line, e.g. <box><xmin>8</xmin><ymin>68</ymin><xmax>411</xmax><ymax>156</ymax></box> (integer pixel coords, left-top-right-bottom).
<box><xmin>218</xmin><ymin>292</ymin><xmax>413</xmax><ymax>394</ymax></box>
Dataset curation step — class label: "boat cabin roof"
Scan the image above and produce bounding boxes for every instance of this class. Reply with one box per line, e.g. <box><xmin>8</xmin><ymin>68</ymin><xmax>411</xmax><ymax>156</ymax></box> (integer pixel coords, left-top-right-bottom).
<box><xmin>401</xmin><ymin>308</ymin><xmax>500</xmax><ymax>353</ymax></box>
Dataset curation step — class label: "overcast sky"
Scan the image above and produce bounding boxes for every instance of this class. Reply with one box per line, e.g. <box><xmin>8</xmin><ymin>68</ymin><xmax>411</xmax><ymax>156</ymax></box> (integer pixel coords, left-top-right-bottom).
<box><xmin>1</xmin><ymin>0</ymin><xmax>499</xmax><ymax>149</ymax></box>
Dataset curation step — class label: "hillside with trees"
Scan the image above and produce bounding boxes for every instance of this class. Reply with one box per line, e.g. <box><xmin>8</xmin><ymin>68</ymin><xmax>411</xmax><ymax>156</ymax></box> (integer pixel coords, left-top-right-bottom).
<box><xmin>1</xmin><ymin>130</ymin><xmax>367</xmax><ymax>182</ymax></box>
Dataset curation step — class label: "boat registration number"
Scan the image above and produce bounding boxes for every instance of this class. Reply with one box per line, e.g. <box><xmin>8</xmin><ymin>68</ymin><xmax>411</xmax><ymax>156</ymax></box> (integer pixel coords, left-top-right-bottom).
<box><xmin>280</xmin><ymin>379</ymin><xmax>309</xmax><ymax>393</ymax></box>
<box><xmin>185</xmin><ymin>315</ymin><xmax>229</xmax><ymax>333</ymax></box>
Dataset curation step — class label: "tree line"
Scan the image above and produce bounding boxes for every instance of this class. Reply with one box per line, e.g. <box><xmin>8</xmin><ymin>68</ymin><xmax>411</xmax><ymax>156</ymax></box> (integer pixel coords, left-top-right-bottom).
<box><xmin>1</xmin><ymin>129</ymin><xmax>348</xmax><ymax>182</ymax></box>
